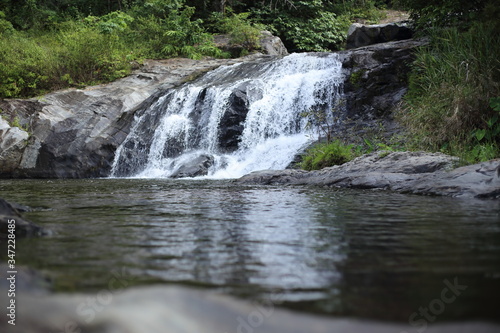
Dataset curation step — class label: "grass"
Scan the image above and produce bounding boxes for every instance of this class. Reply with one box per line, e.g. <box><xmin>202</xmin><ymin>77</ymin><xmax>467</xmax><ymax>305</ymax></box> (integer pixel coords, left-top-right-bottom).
<box><xmin>299</xmin><ymin>140</ymin><xmax>357</xmax><ymax>171</ymax></box>
<box><xmin>398</xmin><ymin>21</ymin><xmax>500</xmax><ymax>164</ymax></box>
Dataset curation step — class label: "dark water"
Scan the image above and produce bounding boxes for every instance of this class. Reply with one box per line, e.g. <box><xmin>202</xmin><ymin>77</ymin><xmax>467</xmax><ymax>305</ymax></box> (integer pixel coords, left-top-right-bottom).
<box><xmin>1</xmin><ymin>179</ymin><xmax>500</xmax><ymax>323</ymax></box>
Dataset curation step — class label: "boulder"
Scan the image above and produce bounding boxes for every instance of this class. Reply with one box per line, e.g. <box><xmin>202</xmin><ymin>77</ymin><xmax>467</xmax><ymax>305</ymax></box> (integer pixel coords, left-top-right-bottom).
<box><xmin>238</xmin><ymin>152</ymin><xmax>500</xmax><ymax>199</ymax></box>
<box><xmin>217</xmin><ymin>82</ymin><xmax>251</xmax><ymax>152</ymax></box>
<box><xmin>0</xmin><ymin>198</ymin><xmax>49</xmax><ymax>238</ymax></box>
<box><xmin>170</xmin><ymin>154</ymin><xmax>215</xmax><ymax>178</ymax></box>
<box><xmin>214</xmin><ymin>31</ymin><xmax>288</xmax><ymax>57</ymax></box>
<box><xmin>346</xmin><ymin>22</ymin><xmax>413</xmax><ymax>49</ymax></box>
<box><xmin>259</xmin><ymin>30</ymin><xmax>289</xmax><ymax>56</ymax></box>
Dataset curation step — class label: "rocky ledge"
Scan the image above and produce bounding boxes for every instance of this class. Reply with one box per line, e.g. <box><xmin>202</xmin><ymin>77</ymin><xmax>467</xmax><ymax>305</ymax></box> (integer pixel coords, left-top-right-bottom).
<box><xmin>238</xmin><ymin>152</ymin><xmax>500</xmax><ymax>199</ymax></box>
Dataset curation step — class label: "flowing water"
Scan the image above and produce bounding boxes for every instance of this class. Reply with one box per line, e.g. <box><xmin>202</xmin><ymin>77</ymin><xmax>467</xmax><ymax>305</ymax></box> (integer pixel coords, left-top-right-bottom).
<box><xmin>111</xmin><ymin>53</ymin><xmax>344</xmax><ymax>178</ymax></box>
<box><xmin>2</xmin><ymin>179</ymin><xmax>500</xmax><ymax>323</ymax></box>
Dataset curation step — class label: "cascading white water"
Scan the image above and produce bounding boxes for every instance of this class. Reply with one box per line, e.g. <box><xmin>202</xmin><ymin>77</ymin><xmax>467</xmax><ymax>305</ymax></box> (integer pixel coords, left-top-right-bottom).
<box><xmin>111</xmin><ymin>53</ymin><xmax>344</xmax><ymax>179</ymax></box>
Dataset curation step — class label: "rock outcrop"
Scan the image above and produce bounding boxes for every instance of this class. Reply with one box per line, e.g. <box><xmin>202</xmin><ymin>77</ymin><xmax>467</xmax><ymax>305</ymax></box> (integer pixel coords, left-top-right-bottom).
<box><xmin>0</xmin><ymin>55</ymin><xmax>266</xmax><ymax>178</ymax></box>
<box><xmin>1</xmin><ymin>36</ymin><xmax>426</xmax><ymax>179</ymax></box>
<box><xmin>346</xmin><ymin>22</ymin><xmax>413</xmax><ymax>49</ymax></box>
<box><xmin>339</xmin><ymin>38</ymin><xmax>427</xmax><ymax>119</ymax></box>
<box><xmin>238</xmin><ymin>152</ymin><xmax>500</xmax><ymax>199</ymax></box>
<box><xmin>0</xmin><ymin>198</ymin><xmax>49</xmax><ymax>238</ymax></box>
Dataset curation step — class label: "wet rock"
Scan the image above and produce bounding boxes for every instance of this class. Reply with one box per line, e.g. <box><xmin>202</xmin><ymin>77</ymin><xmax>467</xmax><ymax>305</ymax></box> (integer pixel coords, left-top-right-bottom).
<box><xmin>339</xmin><ymin>38</ymin><xmax>428</xmax><ymax>119</ymax></box>
<box><xmin>346</xmin><ymin>22</ymin><xmax>413</xmax><ymax>49</ymax></box>
<box><xmin>238</xmin><ymin>152</ymin><xmax>500</xmax><ymax>199</ymax></box>
<box><xmin>170</xmin><ymin>154</ymin><xmax>215</xmax><ymax>178</ymax></box>
<box><xmin>0</xmin><ymin>198</ymin><xmax>49</xmax><ymax>238</ymax></box>
<box><xmin>0</xmin><ymin>56</ymin><xmax>267</xmax><ymax>179</ymax></box>
<box><xmin>217</xmin><ymin>82</ymin><xmax>251</xmax><ymax>152</ymax></box>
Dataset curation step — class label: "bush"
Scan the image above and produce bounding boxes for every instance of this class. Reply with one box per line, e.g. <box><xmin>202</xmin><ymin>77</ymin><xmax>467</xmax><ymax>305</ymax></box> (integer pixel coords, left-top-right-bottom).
<box><xmin>300</xmin><ymin>140</ymin><xmax>356</xmax><ymax>171</ymax></box>
<box><xmin>0</xmin><ymin>22</ymin><xmax>131</xmax><ymax>98</ymax></box>
<box><xmin>210</xmin><ymin>10</ymin><xmax>265</xmax><ymax>50</ymax></box>
<box><xmin>399</xmin><ymin>21</ymin><xmax>500</xmax><ymax>162</ymax></box>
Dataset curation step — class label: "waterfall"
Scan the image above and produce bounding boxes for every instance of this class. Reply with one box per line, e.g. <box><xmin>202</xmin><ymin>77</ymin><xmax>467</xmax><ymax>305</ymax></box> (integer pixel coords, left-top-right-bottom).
<box><xmin>111</xmin><ymin>53</ymin><xmax>344</xmax><ymax>179</ymax></box>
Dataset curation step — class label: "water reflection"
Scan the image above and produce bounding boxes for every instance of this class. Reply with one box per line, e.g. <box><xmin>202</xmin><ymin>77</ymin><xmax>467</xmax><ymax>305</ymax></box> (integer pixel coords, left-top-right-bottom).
<box><xmin>0</xmin><ymin>179</ymin><xmax>499</xmax><ymax>321</ymax></box>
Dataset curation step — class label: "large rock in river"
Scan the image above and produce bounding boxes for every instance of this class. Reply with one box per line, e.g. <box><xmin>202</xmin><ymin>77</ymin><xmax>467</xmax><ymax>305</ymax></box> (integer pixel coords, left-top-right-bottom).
<box><xmin>0</xmin><ymin>197</ymin><xmax>48</xmax><ymax>238</ymax></box>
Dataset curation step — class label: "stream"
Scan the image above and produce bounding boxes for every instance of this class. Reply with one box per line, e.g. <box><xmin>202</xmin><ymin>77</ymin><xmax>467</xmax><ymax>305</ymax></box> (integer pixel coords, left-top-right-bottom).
<box><xmin>2</xmin><ymin>178</ymin><xmax>500</xmax><ymax>323</ymax></box>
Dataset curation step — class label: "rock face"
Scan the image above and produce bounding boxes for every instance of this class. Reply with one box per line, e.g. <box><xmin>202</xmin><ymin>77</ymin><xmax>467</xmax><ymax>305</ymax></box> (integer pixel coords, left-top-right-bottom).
<box><xmin>346</xmin><ymin>22</ymin><xmax>413</xmax><ymax>49</ymax></box>
<box><xmin>339</xmin><ymin>38</ymin><xmax>427</xmax><ymax>120</ymax></box>
<box><xmin>0</xmin><ymin>56</ymin><xmax>266</xmax><ymax>178</ymax></box>
<box><xmin>0</xmin><ymin>36</ymin><xmax>426</xmax><ymax>179</ymax></box>
<box><xmin>238</xmin><ymin>152</ymin><xmax>500</xmax><ymax>199</ymax></box>
<box><xmin>0</xmin><ymin>198</ymin><xmax>49</xmax><ymax>238</ymax></box>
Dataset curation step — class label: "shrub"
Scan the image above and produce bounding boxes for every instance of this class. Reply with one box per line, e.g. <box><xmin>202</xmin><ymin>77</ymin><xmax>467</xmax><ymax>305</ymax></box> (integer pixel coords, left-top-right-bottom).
<box><xmin>210</xmin><ymin>10</ymin><xmax>265</xmax><ymax>50</ymax></box>
<box><xmin>399</xmin><ymin>21</ymin><xmax>500</xmax><ymax>162</ymax></box>
<box><xmin>300</xmin><ymin>140</ymin><xmax>356</xmax><ymax>171</ymax></box>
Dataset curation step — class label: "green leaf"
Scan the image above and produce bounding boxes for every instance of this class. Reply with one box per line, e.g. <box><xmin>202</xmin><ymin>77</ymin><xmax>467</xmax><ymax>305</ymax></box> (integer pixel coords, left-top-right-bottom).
<box><xmin>474</xmin><ymin>129</ymin><xmax>486</xmax><ymax>141</ymax></box>
<box><xmin>490</xmin><ymin>97</ymin><xmax>500</xmax><ymax>112</ymax></box>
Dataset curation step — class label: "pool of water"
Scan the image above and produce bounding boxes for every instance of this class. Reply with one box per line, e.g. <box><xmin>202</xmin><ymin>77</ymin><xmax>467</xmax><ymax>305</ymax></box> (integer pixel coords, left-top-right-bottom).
<box><xmin>1</xmin><ymin>179</ymin><xmax>499</xmax><ymax>322</ymax></box>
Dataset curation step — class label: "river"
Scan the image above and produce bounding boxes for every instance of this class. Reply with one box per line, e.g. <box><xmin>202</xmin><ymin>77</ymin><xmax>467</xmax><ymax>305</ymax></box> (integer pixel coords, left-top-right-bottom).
<box><xmin>2</xmin><ymin>178</ymin><xmax>499</xmax><ymax>323</ymax></box>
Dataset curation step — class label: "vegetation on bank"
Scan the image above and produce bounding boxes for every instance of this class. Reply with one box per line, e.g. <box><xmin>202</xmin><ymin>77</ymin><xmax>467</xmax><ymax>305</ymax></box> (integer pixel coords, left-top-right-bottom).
<box><xmin>2</xmin><ymin>1</ymin><xmax>499</xmax><ymax>167</ymax></box>
<box><xmin>398</xmin><ymin>0</ymin><xmax>500</xmax><ymax>164</ymax></box>
<box><xmin>0</xmin><ymin>0</ymin><xmax>385</xmax><ymax>99</ymax></box>
<box><xmin>300</xmin><ymin>0</ymin><xmax>500</xmax><ymax>169</ymax></box>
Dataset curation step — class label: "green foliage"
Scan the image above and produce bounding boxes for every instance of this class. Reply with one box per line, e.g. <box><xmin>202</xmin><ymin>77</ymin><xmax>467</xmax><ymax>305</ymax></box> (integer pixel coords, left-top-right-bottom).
<box><xmin>211</xmin><ymin>10</ymin><xmax>265</xmax><ymax>50</ymax></box>
<box><xmin>0</xmin><ymin>22</ymin><xmax>131</xmax><ymax>98</ymax></box>
<box><xmin>398</xmin><ymin>0</ymin><xmax>499</xmax><ymax>30</ymax></box>
<box><xmin>251</xmin><ymin>1</ymin><xmax>352</xmax><ymax>52</ymax></box>
<box><xmin>0</xmin><ymin>11</ymin><xmax>14</xmax><ymax>36</ymax></box>
<box><xmin>300</xmin><ymin>140</ymin><xmax>356</xmax><ymax>170</ymax></box>
<box><xmin>84</xmin><ymin>11</ymin><xmax>134</xmax><ymax>34</ymax></box>
<box><xmin>126</xmin><ymin>3</ymin><xmax>225</xmax><ymax>60</ymax></box>
<box><xmin>400</xmin><ymin>21</ymin><xmax>500</xmax><ymax>163</ymax></box>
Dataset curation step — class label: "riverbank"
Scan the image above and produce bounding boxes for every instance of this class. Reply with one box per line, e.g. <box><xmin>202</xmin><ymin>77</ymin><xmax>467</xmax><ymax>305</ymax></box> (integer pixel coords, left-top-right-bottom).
<box><xmin>238</xmin><ymin>151</ymin><xmax>500</xmax><ymax>199</ymax></box>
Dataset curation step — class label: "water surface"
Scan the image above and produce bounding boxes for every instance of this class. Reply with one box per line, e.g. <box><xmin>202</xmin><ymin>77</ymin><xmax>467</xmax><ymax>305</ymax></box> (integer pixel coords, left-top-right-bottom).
<box><xmin>1</xmin><ymin>179</ymin><xmax>499</xmax><ymax>322</ymax></box>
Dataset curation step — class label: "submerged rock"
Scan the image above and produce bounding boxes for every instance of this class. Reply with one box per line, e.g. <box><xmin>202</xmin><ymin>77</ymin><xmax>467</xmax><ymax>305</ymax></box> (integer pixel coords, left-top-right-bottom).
<box><xmin>0</xmin><ymin>198</ymin><xmax>49</xmax><ymax>237</ymax></box>
<box><xmin>238</xmin><ymin>152</ymin><xmax>500</xmax><ymax>199</ymax></box>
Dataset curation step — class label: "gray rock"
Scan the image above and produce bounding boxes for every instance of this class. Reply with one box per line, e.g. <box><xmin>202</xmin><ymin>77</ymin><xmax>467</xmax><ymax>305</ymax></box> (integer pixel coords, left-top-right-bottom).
<box><xmin>259</xmin><ymin>30</ymin><xmax>289</xmax><ymax>56</ymax></box>
<box><xmin>4</xmin><ymin>285</ymin><xmax>499</xmax><ymax>333</ymax></box>
<box><xmin>0</xmin><ymin>117</ymin><xmax>28</xmax><ymax>175</ymax></box>
<box><xmin>0</xmin><ymin>56</ymin><xmax>265</xmax><ymax>178</ymax></box>
<box><xmin>214</xmin><ymin>30</ymin><xmax>288</xmax><ymax>57</ymax></box>
<box><xmin>170</xmin><ymin>154</ymin><xmax>215</xmax><ymax>178</ymax></box>
<box><xmin>238</xmin><ymin>152</ymin><xmax>500</xmax><ymax>199</ymax></box>
<box><xmin>0</xmin><ymin>198</ymin><xmax>49</xmax><ymax>238</ymax></box>
<box><xmin>346</xmin><ymin>22</ymin><xmax>413</xmax><ymax>49</ymax></box>
<box><xmin>339</xmin><ymin>38</ymin><xmax>428</xmax><ymax>119</ymax></box>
